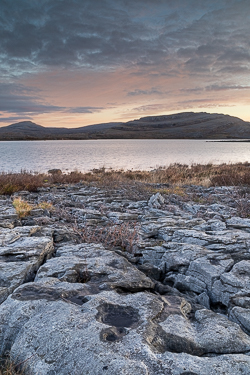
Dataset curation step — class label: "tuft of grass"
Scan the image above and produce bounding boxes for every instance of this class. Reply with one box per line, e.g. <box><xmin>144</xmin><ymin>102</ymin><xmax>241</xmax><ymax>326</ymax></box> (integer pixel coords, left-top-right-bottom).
<box><xmin>12</xmin><ymin>198</ymin><xmax>54</xmax><ymax>218</ymax></box>
<box><xmin>75</xmin><ymin>221</ymin><xmax>139</xmax><ymax>254</ymax></box>
<box><xmin>38</xmin><ymin>201</ymin><xmax>54</xmax><ymax>211</ymax></box>
<box><xmin>151</xmin><ymin>186</ymin><xmax>186</xmax><ymax>196</ymax></box>
<box><xmin>12</xmin><ymin>198</ymin><xmax>33</xmax><ymax>218</ymax></box>
<box><xmin>0</xmin><ymin>357</ymin><xmax>22</xmax><ymax>375</ymax></box>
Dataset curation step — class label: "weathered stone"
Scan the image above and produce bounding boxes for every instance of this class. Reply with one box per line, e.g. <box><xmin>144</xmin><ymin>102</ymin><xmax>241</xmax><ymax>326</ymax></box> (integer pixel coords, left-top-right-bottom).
<box><xmin>0</xmin><ymin>200</ymin><xmax>18</xmax><ymax>228</ymax></box>
<box><xmin>1</xmin><ymin>280</ymin><xmax>250</xmax><ymax>375</ymax></box>
<box><xmin>159</xmin><ymin>242</ymin><xmax>210</xmax><ymax>272</ymax></box>
<box><xmin>1</xmin><ymin>182</ymin><xmax>250</xmax><ymax>374</ymax></box>
<box><xmin>36</xmin><ymin>243</ymin><xmax>155</xmax><ymax>293</ymax></box>
<box><xmin>211</xmin><ymin>260</ymin><xmax>250</xmax><ymax>306</ymax></box>
<box><xmin>0</xmin><ymin>226</ymin><xmax>54</xmax><ymax>303</ymax></box>
<box><xmin>229</xmin><ymin>306</ymin><xmax>250</xmax><ymax>335</ymax></box>
<box><xmin>227</xmin><ymin>217</ymin><xmax>250</xmax><ymax>230</ymax></box>
<box><xmin>159</xmin><ymin>309</ymin><xmax>250</xmax><ymax>355</ymax></box>
<box><xmin>195</xmin><ymin>291</ymin><xmax>210</xmax><ymax>309</ymax></box>
<box><xmin>148</xmin><ymin>192</ymin><xmax>165</xmax><ymax>208</ymax></box>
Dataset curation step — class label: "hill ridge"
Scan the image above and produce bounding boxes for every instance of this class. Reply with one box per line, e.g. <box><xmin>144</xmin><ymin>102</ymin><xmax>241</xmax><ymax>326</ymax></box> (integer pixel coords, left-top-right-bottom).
<box><xmin>0</xmin><ymin>112</ymin><xmax>249</xmax><ymax>140</ymax></box>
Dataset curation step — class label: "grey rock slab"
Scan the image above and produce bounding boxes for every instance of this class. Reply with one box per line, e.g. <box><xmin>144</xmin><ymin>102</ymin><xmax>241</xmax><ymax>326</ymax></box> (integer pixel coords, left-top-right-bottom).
<box><xmin>195</xmin><ymin>291</ymin><xmax>210</xmax><ymax>309</ymax></box>
<box><xmin>172</xmin><ymin>274</ymin><xmax>207</xmax><ymax>294</ymax></box>
<box><xmin>160</xmin><ymin>352</ymin><xmax>250</xmax><ymax>375</ymax></box>
<box><xmin>208</xmin><ymin>219</ymin><xmax>227</xmax><ymax>231</ymax></box>
<box><xmin>172</xmin><ymin>228</ymin><xmax>250</xmax><ymax>248</ymax></box>
<box><xmin>0</xmin><ymin>261</ymin><xmax>42</xmax><ymax>304</ymax></box>
<box><xmin>229</xmin><ymin>306</ymin><xmax>250</xmax><ymax>335</ymax></box>
<box><xmin>140</xmin><ymin>245</ymin><xmax>167</xmax><ymax>266</ymax></box>
<box><xmin>140</xmin><ymin>222</ymin><xmax>165</xmax><ymax>239</ymax></box>
<box><xmin>29</xmin><ymin>208</ymin><xmax>44</xmax><ymax>217</ymax></box>
<box><xmin>0</xmin><ymin>225</ymin><xmax>50</xmax><ymax>245</ymax></box>
<box><xmin>0</xmin><ymin>200</ymin><xmax>18</xmax><ymax>228</ymax></box>
<box><xmin>148</xmin><ymin>192</ymin><xmax>165</xmax><ymax>208</ymax></box>
<box><xmin>0</xmin><ymin>284</ymin><xmax>163</xmax><ymax>375</ymax></box>
<box><xmin>160</xmin><ymin>242</ymin><xmax>210</xmax><ymax>272</ymax></box>
<box><xmin>1</xmin><ymin>281</ymin><xmax>249</xmax><ymax>375</ymax></box>
<box><xmin>127</xmin><ymin>201</ymin><xmax>147</xmax><ymax>209</ymax></box>
<box><xmin>211</xmin><ymin>260</ymin><xmax>250</xmax><ymax>306</ymax></box>
<box><xmin>0</xmin><ymin>226</ymin><xmax>54</xmax><ymax>304</ymax></box>
<box><xmin>227</xmin><ymin>217</ymin><xmax>250</xmax><ymax>230</ymax></box>
<box><xmin>36</xmin><ymin>243</ymin><xmax>155</xmax><ymax>292</ymax></box>
<box><xmin>172</xmin><ymin>229</ymin><xmax>212</xmax><ymax>246</ymax></box>
<box><xmin>107</xmin><ymin>212</ymin><xmax>138</xmax><ymax>221</ymax></box>
<box><xmin>186</xmin><ymin>255</ymin><xmax>234</xmax><ymax>292</ymax></box>
<box><xmin>159</xmin><ymin>309</ymin><xmax>250</xmax><ymax>355</ymax></box>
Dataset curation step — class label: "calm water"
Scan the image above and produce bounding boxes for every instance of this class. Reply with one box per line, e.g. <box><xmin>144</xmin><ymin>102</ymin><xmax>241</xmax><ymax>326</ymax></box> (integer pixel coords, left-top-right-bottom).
<box><xmin>0</xmin><ymin>139</ymin><xmax>249</xmax><ymax>173</ymax></box>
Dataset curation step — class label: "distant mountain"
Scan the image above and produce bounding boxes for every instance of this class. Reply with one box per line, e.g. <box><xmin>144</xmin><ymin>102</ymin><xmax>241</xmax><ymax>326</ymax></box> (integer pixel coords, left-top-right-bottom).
<box><xmin>0</xmin><ymin>121</ymin><xmax>123</xmax><ymax>140</ymax></box>
<box><xmin>0</xmin><ymin>112</ymin><xmax>250</xmax><ymax>140</ymax></box>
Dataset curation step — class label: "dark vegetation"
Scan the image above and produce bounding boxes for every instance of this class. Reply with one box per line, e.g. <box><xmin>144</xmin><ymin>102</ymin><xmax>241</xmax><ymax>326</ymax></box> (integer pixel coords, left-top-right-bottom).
<box><xmin>1</xmin><ymin>162</ymin><xmax>250</xmax><ymax>196</ymax></box>
<box><xmin>0</xmin><ymin>357</ymin><xmax>23</xmax><ymax>375</ymax></box>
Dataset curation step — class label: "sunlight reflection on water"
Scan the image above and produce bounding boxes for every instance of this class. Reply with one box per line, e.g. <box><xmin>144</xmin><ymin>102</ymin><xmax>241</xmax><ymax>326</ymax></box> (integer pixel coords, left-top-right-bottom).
<box><xmin>0</xmin><ymin>139</ymin><xmax>249</xmax><ymax>173</ymax></box>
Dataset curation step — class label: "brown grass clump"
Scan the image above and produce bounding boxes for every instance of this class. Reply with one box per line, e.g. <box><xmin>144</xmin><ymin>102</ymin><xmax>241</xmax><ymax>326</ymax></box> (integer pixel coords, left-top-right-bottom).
<box><xmin>12</xmin><ymin>198</ymin><xmax>33</xmax><ymax>218</ymax></box>
<box><xmin>0</xmin><ymin>357</ymin><xmax>22</xmax><ymax>375</ymax></box>
<box><xmin>13</xmin><ymin>198</ymin><xmax>54</xmax><ymax>218</ymax></box>
<box><xmin>79</xmin><ymin>222</ymin><xmax>139</xmax><ymax>253</ymax></box>
<box><xmin>37</xmin><ymin>201</ymin><xmax>54</xmax><ymax>211</ymax></box>
<box><xmin>0</xmin><ymin>163</ymin><xmax>250</xmax><ymax>196</ymax></box>
<box><xmin>0</xmin><ymin>172</ymin><xmax>44</xmax><ymax>195</ymax></box>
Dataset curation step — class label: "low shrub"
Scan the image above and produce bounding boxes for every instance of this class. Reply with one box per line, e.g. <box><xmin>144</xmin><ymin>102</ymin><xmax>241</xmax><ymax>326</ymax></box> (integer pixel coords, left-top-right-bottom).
<box><xmin>1</xmin><ymin>163</ymin><xmax>250</xmax><ymax>196</ymax></box>
<box><xmin>75</xmin><ymin>221</ymin><xmax>139</xmax><ymax>253</ymax></box>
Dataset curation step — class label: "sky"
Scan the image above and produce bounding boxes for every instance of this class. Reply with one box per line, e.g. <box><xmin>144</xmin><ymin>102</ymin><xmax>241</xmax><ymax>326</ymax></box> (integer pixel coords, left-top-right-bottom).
<box><xmin>0</xmin><ymin>0</ymin><xmax>250</xmax><ymax>128</ymax></box>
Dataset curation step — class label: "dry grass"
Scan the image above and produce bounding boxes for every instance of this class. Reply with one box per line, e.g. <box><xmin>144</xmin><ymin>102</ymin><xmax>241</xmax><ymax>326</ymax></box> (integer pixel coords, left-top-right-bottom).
<box><xmin>78</xmin><ymin>222</ymin><xmax>139</xmax><ymax>253</ymax></box>
<box><xmin>13</xmin><ymin>198</ymin><xmax>54</xmax><ymax>218</ymax></box>
<box><xmin>12</xmin><ymin>198</ymin><xmax>33</xmax><ymax>218</ymax></box>
<box><xmin>37</xmin><ymin>201</ymin><xmax>54</xmax><ymax>211</ymax></box>
<box><xmin>0</xmin><ymin>163</ymin><xmax>250</xmax><ymax>196</ymax></box>
<box><xmin>151</xmin><ymin>186</ymin><xmax>186</xmax><ymax>196</ymax></box>
<box><xmin>0</xmin><ymin>358</ymin><xmax>22</xmax><ymax>375</ymax></box>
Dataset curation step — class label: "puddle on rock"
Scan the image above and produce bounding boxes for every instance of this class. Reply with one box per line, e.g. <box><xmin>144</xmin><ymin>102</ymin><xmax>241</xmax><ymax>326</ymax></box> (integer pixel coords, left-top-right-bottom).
<box><xmin>96</xmin><ymin>303</ymin><xmax>140</xmax><ymax>328</ymax></box>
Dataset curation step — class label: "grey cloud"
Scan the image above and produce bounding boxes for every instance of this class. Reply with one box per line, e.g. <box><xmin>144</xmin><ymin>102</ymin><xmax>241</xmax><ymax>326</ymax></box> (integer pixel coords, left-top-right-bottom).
<box><xmin>206</xmin><ymin>84</ymin><xmax>250</xmax><ymax>91</ymax></box>
<box><xmin>127</xmin><ymin>88</ymin><xmax>163</xmax><ymax>96</ymax></box>
<box><xmin>0</xmin><ymin>83</ymin><xmax>102</xmax><ymax>115</ymax></box>
<box><xmin>2</xmin><ymin>0</ymin><xmax>246</xmax><ymax>74</ymax></box>
<box><xmin>0</xmin><ymin>116</ymin><xmax>32</xmax><ymax>123</ymax></box>
<box><xmin>0</xmin><ymin>94</ymin><xmax>64</xmax><ymax>114</ymax></box>
<box><xmin>66</xmin><ymin>107</ymin><xmax>104</xmax><ymax>113</ymax></box>
<box><xmin>183</xmin><ymin>84</ymin><xmax>250</xmax><ymax>93</ymax></box>
<box><xmin>131</xmin><ymin>103</ymin><xmax>169</xmax><ymax>113</ymax></box>
<box><xmin>0</xmin><ymin>0</ymin><xmax>164</xmax><ymax>70</ymax></box>
<box><xmin>0</xmin><ymin>0</ymin><xmax>250</xmax><ymax>118</ymax></box>
<box><xmin>0</xmin><ymin>83</ymin><xmax>62</xmax><ymax>113</ymax></box>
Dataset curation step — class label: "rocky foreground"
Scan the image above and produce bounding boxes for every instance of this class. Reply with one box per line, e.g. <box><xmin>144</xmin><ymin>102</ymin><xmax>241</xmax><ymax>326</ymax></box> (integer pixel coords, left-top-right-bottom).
<box><xmin>1</xmin><ymin>183</ymin><xmax>250</xmax><ymax>374</ymax></box>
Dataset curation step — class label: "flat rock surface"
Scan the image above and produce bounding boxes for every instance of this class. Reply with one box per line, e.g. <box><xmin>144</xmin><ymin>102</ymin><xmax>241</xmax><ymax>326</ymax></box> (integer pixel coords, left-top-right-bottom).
<box><xmin>0</xmin><ymin>184</ymin><xmax>250</xmax><ymax>374</ymax></box>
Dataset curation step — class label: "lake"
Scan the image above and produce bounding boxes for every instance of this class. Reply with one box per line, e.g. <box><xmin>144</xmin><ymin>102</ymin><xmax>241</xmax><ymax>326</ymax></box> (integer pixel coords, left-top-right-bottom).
<box><xmin>0</xmin><ymin>139</ymin><xmax>249</xmax><ymax>173</ymax></box>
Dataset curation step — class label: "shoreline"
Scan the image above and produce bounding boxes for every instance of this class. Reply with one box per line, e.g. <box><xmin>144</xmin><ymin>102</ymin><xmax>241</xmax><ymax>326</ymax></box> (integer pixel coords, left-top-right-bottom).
<box><xmin>0</xmin><ymin>162</ymin><xmax>250</xmax><ymax>196</ymax></box>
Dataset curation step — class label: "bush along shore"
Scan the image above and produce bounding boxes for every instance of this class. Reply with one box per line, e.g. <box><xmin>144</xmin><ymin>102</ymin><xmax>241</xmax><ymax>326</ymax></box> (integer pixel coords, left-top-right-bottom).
<box><xmin>0</xmin><ymin>163</ymin><xmax>250</xmax><ymax>374</ymax></box>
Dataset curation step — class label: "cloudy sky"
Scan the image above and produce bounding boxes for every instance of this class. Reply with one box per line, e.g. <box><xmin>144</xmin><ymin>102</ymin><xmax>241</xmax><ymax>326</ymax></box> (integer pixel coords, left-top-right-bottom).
<box><xmin>0</xmin><ymin>0</ymin><xmax>250</xmax><ymax>128</ymax></box>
